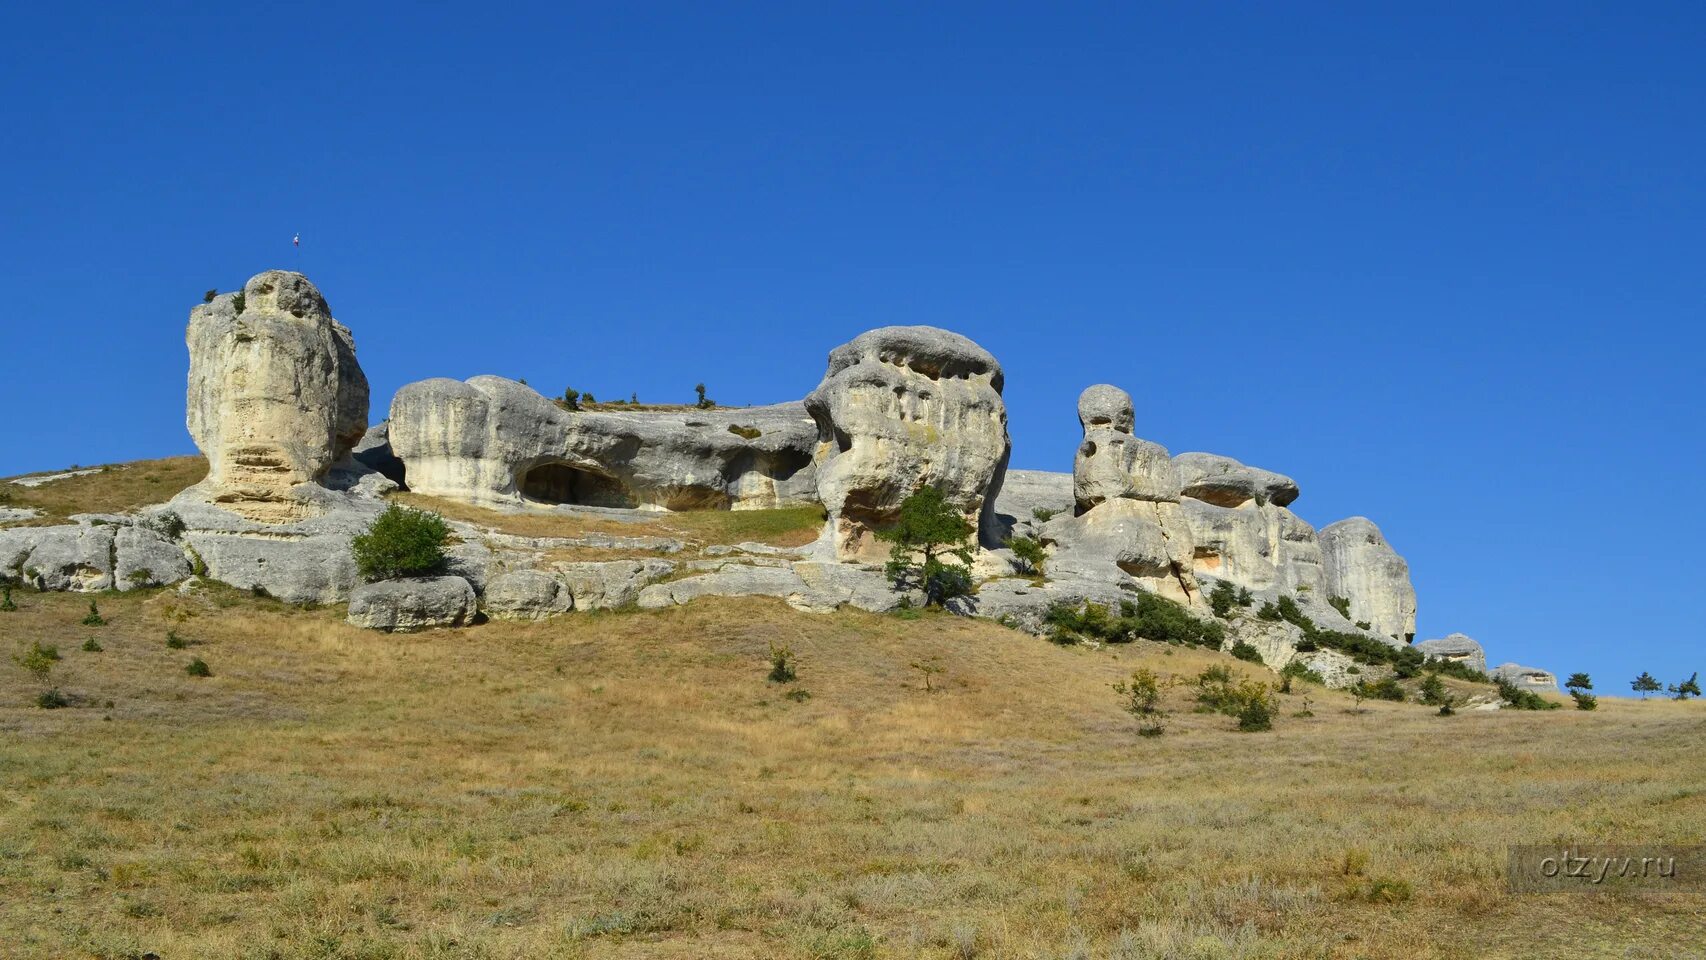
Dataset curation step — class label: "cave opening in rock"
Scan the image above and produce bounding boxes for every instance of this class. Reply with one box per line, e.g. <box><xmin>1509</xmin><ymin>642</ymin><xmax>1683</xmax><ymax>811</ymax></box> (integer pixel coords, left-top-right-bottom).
<box><xmin>518</xmin><ymin>462</ymin><xmax>636</xmax><ymax>508</ymax></box>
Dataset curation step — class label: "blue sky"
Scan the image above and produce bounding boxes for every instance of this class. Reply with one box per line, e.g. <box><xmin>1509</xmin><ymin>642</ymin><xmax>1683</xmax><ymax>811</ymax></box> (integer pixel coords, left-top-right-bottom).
<box><xmin>3</xmin><ymin>3</ymin><xmax>1701</xmax><ymax>690</ymax></box>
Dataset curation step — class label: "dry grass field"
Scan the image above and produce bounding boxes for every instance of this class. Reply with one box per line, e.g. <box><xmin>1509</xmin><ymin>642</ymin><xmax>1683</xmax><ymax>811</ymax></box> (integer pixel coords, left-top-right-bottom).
<box><xmin>0</xmin><ymin>457</ymin><xmax>207</xmax><ymax>526</ymax></box>
<box><xmin>1</xmin><ymin>586</ymin><xmax>1702</xmax><ymax>960</ymax></box>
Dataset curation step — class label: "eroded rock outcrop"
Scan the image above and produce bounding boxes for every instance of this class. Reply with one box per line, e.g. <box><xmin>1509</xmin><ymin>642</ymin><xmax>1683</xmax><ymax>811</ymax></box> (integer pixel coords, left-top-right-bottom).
<box><xmin>388</xmin><ymin>377</ymin><xmax>817</xmax><ymax>511</ymax></box>
<box><xmin>1320</xmin><ymin>517</ymin><xmax>1417</xmax><ymax>641</ymax></box>
<box><xmin>185</xmin><ymin>271</ymin><xmax>369</xmax><ymax>522</ymax></box>
<box><xmin>1042</xmin><ymin>386</ymin><xmax>1197</xmax><ymax>604</ymax></box>
<box><xmin>1491</xmin><ymin>663</ymin><xmax>1558</xmax><ymax>694</ymax></box>
<box><xmin>1416</xmin><ymin>633</ymin><xmax>1488</xmax><ymax>675</ymax></box>
<box><xmin>1175</xmin><ymin>453</ymin><xmax>1325</xmax><ymax>600</ymax></box>
<box><xmin>804</xmin><ymin>326</ymin><xmax>1009</xmax><ymax>560</ymax></box>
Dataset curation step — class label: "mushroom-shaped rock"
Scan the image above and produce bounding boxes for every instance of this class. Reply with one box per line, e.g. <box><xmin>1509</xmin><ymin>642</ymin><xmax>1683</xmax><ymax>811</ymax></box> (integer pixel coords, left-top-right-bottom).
<box><xmin>1175</xmin><ymin>453</ymin><xmax>1299</xmax><ymax>508</ymax></box>
<box><xmin>1042</xmin><ymin>385</ymin><xmax>1199</xmax><ymax>605</ymax></box>
<box><xmin>185</xmin><ymin>271</ymin><xmax>369</xmax><ymax>522</ymax></box>
<box><xmin>1416</xmin><ymin>633</ymin><xmax>1488</xmax><ymax>675</ymax></box>
<box><xmin>803</xmin><ymin>326</ymin><xmax>1009</xmax><ymax>560</ymax></box>
<box><xmin>387</xmin><ymin>376</ymin><xmax>819</xmax><ymax>511</ymax></box>
<box><xmin>1319</xmin><ymin>517</ymin><xmax>1417</xmax><ymax>641</ymax></box>
<box><xmin>1073</xmin><ymin>385</ymin><xmax>1180</xmax><ymax>511</ymax></box>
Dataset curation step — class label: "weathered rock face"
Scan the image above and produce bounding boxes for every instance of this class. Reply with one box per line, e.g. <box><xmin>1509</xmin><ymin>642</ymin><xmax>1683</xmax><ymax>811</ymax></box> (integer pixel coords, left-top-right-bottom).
<box><xmin>346</xmin><ymin>576</ymin><xmax>477</xmax><ymax>631</ymax></box>
<box><xmin>986</xmin><ymin>469</ymin><xmax>1074</xmax><ymax>543</ymax></box>
<box><xmin>1319</xmin><ymin>517</ymin><xmax>1417</xmax><ymax>641</ymax></box>
<box><xmin>0</xmin><ymin>518</ymin><xmax>189</xmax><ymax>592</ymax></box>
<box><xmin>1175</xmin><ymin>452</ymin><xmax>1324</xmax><ymax>601</ymax></box>
<box><xmin>185</xmin><ymin>271</ymin><xmax>369</xmax><ymax>522</ymax></box>
<box><xmin>482</xmin><ymin>569</ymin><xmax>573</xmax><ymax>621</ymax></box>
<box><xmin>388</xmin><ymin>376</ymin><xmax>817</xmax><ymax>511</ymax></box>
<box><xmin>1491</xmin><ymin>663</ymin><xmax>1558</xmax><ymax>694</ymax></box>
<box><xmin>1417</xmin><ymin>633</ymin><xmax>1488</xmax><ymax>675</ymax></box>
<box><xmin>1043</xmin><ymin>386</ymin><xmax>1198</xmax><ymax>604</ymax></box>
<box><xmin>804</xmin><ymin>326</ymin><xmax>1009</xmax><ymax>560</ymax></box>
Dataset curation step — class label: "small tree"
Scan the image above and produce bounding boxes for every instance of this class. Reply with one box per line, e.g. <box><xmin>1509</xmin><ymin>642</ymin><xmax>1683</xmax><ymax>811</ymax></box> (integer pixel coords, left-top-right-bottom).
<box><xmin>1631</xmin><ymin>672</ymin><xmax>1662</xmax><ymax>699</ymax></box>
<box><xmin>583</xmin><ymin>391</ymin><xmax>597</xmax><ymax>405</ymax></box>
<box><xmin>1328</xmin><ymin>596</ymin><xmax>1352</xmax><ymax>619</ymax></box>
<box><xmin>767</xmin><ymin>643</ymin><xmax>796</xmax><ymax>684</ymax></box>
<box><xmin>910</xmin><ymin>656</ymin><xmax>945</xmax><ymax>693</ymax></box>
<box><xmin>1670</xmin><ymin>672</ymin><xmax>1701</xmax><ymax>701</ymax></box>
<box><xmin>694</xmin><ymin>383</ymin><xmax>715</xmax><ymax>409</ymax></box>
<box><xmin>82</xmin><ymin>600</ymin><xmax>105</xmax><ymax>626</ymax></box>
<box><xmin>1418</xmin><ymin>673</ymin><xmax>1448</xmax><ymax>706</ymax></box>
<box><xmin>0</xmin><ymin>584</ymin><xmax>15</xmax><ymax>612</ymax></box>
<box><xmin>878</xmin><ymin>487</ymin><xmax>975</xmax><ymax>607</ymax></box>
<box><xmin>203</xmin><ymin>289</ymin><xmax>218</xmax><ymax>303</ymax></box>
<box><xmin>560</xmin><ymin>387</ymin><xmax>582</xmax><ymax>411</ymax></box>
<box><xmin>1207</xmin><ymin>581</ymin><xmax>1237</xmax><ymax>618</ymax></box>
<box><xmin>351</xmin><ymin>504</ymin><xmax>450</xmax><ymax>581</ymax></box>
<box><xmin>1003</xmin><ymin>535</ymin><xmax>1046</xmax><ymax>576</ymax></box>
<box><xmin>1565</xmin><ymin>672</ymin><xmax>1596</xmax><ymax>708</ymax></box>
<box><xmin>1114</xmin><ymin>668</ymin><xmax>1165</xmax><ymax>736</ymax></box>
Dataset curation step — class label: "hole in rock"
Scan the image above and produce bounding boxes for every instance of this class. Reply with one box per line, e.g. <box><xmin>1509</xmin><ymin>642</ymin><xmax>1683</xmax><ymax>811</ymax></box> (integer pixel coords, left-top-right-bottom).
<box><xmin>518</xmin><ymin>462</ymin><xmax>636</xmax><ymax>508</ymax></box>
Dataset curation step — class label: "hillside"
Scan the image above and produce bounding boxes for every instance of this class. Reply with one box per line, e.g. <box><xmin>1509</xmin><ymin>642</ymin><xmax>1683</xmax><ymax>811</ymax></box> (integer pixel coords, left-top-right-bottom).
<box><xmin>2</xmin><ymin>586</ymin><xmax>1702</xmax><ymax>958</ymax></box>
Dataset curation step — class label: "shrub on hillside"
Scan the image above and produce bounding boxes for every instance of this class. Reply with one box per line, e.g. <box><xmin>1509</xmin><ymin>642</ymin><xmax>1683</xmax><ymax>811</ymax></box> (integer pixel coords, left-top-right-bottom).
<box><xmin>1043</xmin><ymin>593</ymin><xmax>1224</xmax><ymax>648</ymax></box>
<box><xmin>878</xmin><ymin>487</ymin><xmax>975</xmax><ymax>607</ymax></box>
<box><xmin>1003</xmin><ymin>535</ymin><xmax>1047</xmax><ymax>576</ymax></box>
<box><xmin>351</xmin><ymin>504</ymin><xmax>450</xmax><ymax>581</ymax></box>
<box><xmin>1353</xmin><ymin>677</ymin><xmax>1406</xmax><ymax>702</ymax></box>
<box><xmin>1208</xmin><ymin>580</ymin><xmax>1237</xmax><ymax>618</ymax></box>
<box><xmin>1231</xmin><ymin>641</ymin><xmax>1264</xmax><ymax>664</ymax></box>
<box><xmin>1194</xmin><ymin>666</ymin><xmax>1276</xmax><ymax>732</ymax></box>
<box><xmin>1495</xmin><ymin>677</ymin><xmax>1559</xmax><ymax>710</ymax></box>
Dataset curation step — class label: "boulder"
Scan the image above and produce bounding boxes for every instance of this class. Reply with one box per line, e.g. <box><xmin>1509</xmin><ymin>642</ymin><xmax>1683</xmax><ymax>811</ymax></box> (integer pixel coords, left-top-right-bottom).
<box><xmin>804</xmin><ymin>326</ymin><xmax>1009</xmax><ymax>560</ymax></box>
<box><xmin>1319</xmin><ymin>517</ymin><xmax>1417</xmax><ymax>641</ymax></box>
<box><xmin>1416</xmin><ymin>633</ymin><xmax>1488</xmax><ymax>675</ymax></box>
<box><xmin>637</xmin><ymin>564</ymin><xmax>809</xmax><ymax>609</ymax></box>
<box><xmin>553</xmin><ymin>559</ymin><xmax>676</xmax><ymax>610</ymax></box>
<box><xmin>113</xmin><ymin>525</ymin><xmax>192</xmax><ymax>591</ymax></box>
<box><xmin>388</xmin><ymin>376</ymin><xmax>818</xmax><ymax>511</ymax></box>
<box><xmin>1181</xmin><ymin>499</ymin><xmax>1275</xmax><ymax>595</ymax></box>
<box><xmin>167</xmin><ymin>491</ymin><xmax>387</xmax><ymax>604</ymax></box>
<box><xmin>184</xmin><ymin>271</ymin><xmax>369</xmax><ymax>522</ymax></box>
<box><xmin>347</xmin><ymin>576</ymin><xmax>477</xmax><ymax>631</ymax></box>
<box><xmin>482</xmin><ymin>569</ymin><xmax>573</xmax><ymax>621</ymax></box>
<box><xmin>0</xmin><ymin>522</ymin><xmax>116</xmax><ymax>591</ymax></box>
<box><xmin>1491</xmin><ymin>663</ymin><xmax>1559</xmax><ymax>694</ymax></box>
<box><xmin>1175</xmin><ymin>452</ymin><xmax>1299</xmax><ymax>508</ymax></box>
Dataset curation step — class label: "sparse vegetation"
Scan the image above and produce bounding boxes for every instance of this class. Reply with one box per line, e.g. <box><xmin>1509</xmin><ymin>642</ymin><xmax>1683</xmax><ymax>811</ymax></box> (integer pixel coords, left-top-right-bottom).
<box><xmin>1193</xmin><ymin>666</ymin><xmax>1277</xmax><ymax>732</ymax></box>
<box><xmin>202</xmin><ymin>288</ymin><xmax>217</xmax><ymax>303</ymax></box>
<box><xmin>1114</xmin><ymin>667</ymin><xmax>1165</xmax><ymax>736</ymax></box>
<box><xmin>1043</xmin><ymin>594</ymin><xmax>1225</xmax><ymax>648</ymax></box>
<box><xmin>1208</xmin><ymin>580</ymin><xmax>1237</xmax><ymax>618</ymax></box>
<box><xmin>559</xmin><ymin>387</ymin><xmax>582</xmax><ymax>411</ymax></box>
<box><xmin>0</xmin><ymin>455</ymin><xmax>207</xmax><ymax>526</ymax></box>
<box><xmin>231</xmin><ymin>290</ymin><xmax>246</xmax><ymax>314</ymax></box>
<box><xmin>81</xmin><ymin>600</ymin><xmax>105</xmax><ymax>626</ymax></box>
<box><xmin>694</xmin><ymin>382</ymin><xmax>715</xmax><ymax>409</ymax></box>
<box><xmin>1669</xmin><ymin>672</ymin><xmax>1701</xmax><ymax>701</ymax></box>
<box><xmin>1328</xmin><ymin>595</ymin><xmax>1351</xmax><ymax>619</ymax></box>
<box><xmin>910</xmin><ymin>656</ymin><xmax>945</xmax><ymax>692</ymax></box>
<box><xmin>1230</xmin><ymin>640</ymin><xmax>1263</xmax><ymax>664</ymax></box>
<box><xmin>727</xmin><ymin>423</ymin><xmax>762</xmax><ymax>440</ymax></box>
<box><xmin>80</xmin><ymin>637</ymin><xmax>102</xmax><ymax>653</ymax></box>
<box><xmin>878</xmin><ymin>486</ymin><xmax>975</xmax><ymax>607</ymax></box>
<box><xmin>166</xmin><ymin>630</ymin><xmax>188</xmax><ymax>649</ymax></box>
<box><xmin>14</xmin><ymin>640</ymin><xmax>60</xmax><ymax>681</ymax></box>
<box><xmin>185</xmin><ymin>656</ymin><xmax>211</xmax><ymax>678</ymax></box>
<box><xmin>36</xmin><ymin>688</ymin><xmax>70</xmax><ymax>709</ymax></box>
<box><xmin>1031</xmin><ymin>507</ymin><xmax>1057</xmax><ymax>522</ymax></box>
<box><xmin>351</xmin><ymin>503</ymin><xmax>450</xmax><ymax>581</ymax></box>
<box><xmin>0</xmin><ymin>584</ymin><xmax>14</xmax><ymax>612</ymax></box>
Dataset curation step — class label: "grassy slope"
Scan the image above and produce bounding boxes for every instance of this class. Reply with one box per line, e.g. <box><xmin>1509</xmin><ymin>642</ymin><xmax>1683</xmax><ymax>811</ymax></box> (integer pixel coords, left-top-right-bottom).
<box><xmin>0</xmin><ymin>456</ymin><xmax>207</xmax><ymax>526</ymax></box>
<box><xmin>1</xmin><ymin>589</ymin><xmax>1702</xmax><ymax>959</ymax></box>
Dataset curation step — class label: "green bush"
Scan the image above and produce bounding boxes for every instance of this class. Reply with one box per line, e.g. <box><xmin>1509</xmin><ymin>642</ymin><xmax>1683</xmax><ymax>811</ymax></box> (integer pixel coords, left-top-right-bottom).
<box><xmin>14</xmin><ymin>641</ymin><xmax>60</xmax><ymax>681</ymax></box>
<box><xmin>1570</xmin><ymin>691</ymin><xmax>1598</xmax><ymax>711</ymax></box>
<box><xmin>1236</xmin><ymin>587</ymin><xmax>1253</xmax><ymax>608</ymax></box>
<box><xmin>351</xmin><ymin>504</ymin><xmax>450</xmax><ymax>581</ymax></box>
<box><xmin>1043</xmin><ymin>594</ymin><xmax>1224</xmax><ymax>648</ymax></box>
<box><xmin>1194</xmin><ymin>667</ymin><xmax>1276</xmax><ymax>732</ymax></box>
<box><xmin>231</xmin><ymin>291</ymin><xmax>246</xmax><ymax>314</ymax></box>
<box><xmin>1231</xmin><ymin>641</ymin><xmax>1264</xmax><ymax>664</ymax></box>
<box><xmin>1353</xmin><ymin>677</ymin><xmax>1406</xmax><ymax>702</ymax></box>
<box><xmin>1279</xmin><ymin>659</ymin><xmax>1324</xmax><ymax>691</ymax></box>
<box><xmin>0</xmin><ymin>584</ymin><xmax>14</xmax><ymax>612</ymax></box>
<box><xmin>727</xmin><ymin>424</ymin><xmax>762</xmax><ymax>440</ymax></box>
<box><xmin>1114</xmin><ymin>667</ymin><xmax>1162</xmax><ymax>717</ymax></box>
<box><xmin>694</xmin><ymin>383</ymin><xmax>715</xmax><ymax>409</ymax></box>
<box><xmin>185</xmin><ymin>657</ymin><xmax>212</xmax><ymax>678</ymax></box>
<box><xmin>1208</xmin><ymin>580</ymin><xmax>1237</xmax><ymax>618</ymax></box>
<box><xmin>82</xmin><ymin>600</ymin><xmax>105</xmax><ymax>626</ymax></box>
<box><xmin>81</xmin><ymin>637</ymin><xmax>102</xmax><ymax>653</ymax></box>
<box><xmin>166</xmin><ymin>631</ymin><xmax>188</xmax><ymax>649</ymax></box>
<box><xmin>37</xmin><ymin>689</ymin><xmax>70</xmax><ymax>709</ymax></box>
<box><xmin>1494</xmin><ymin>677</ymin><xmax>1558</xmax><ymax>710</ymax></box>
<box><xmin>1256</xmin><ymin>601</ymin><xmax>1282</xmax><ymax>621</ymax></box>
<box><xmin>559</xmin><ymin>387</ymin><xmax>581</xmax><ymax>410</ymax></box>
<box><xmin>1417</xmin><ymin>673</ymin><xmax>1448</xmax><ymax>706</ymax></box>
<box><xmin>1032</xmin><ymin>507</ymin><xmax>1057</xmax><ymax>523</ymax></box>
<box><xmin>1328</xmin><ymin>595</ymin><xmax>1351</xmax><ymax>619</ymax></box>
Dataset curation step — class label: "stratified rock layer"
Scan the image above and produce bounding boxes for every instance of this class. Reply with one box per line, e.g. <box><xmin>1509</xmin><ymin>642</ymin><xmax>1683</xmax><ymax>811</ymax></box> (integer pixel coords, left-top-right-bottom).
<box><xmin>185</xmin><ymin>271</ymin><xmax>369</xmax><ymax>522</ymax></box>
<box><xmin>1416</xmin><ymin>633</ymin><xmax>1488</xmax><ymax>674</ymax></box>
<box><xmin>804</xmin><ymin>326</ymin><xmax>1009</xmax><ymax>560</ymax></box>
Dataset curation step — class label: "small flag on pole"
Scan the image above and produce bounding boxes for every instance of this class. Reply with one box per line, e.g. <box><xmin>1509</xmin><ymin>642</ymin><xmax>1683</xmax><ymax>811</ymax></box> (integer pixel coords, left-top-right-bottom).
<box><xmin>293</xmin><ymin>233</ymin><xmax>300</xmax><ymax>247</ymax></box>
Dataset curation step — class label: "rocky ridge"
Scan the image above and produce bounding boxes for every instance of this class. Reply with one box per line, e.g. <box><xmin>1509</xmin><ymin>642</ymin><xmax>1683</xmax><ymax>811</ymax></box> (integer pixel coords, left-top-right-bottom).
<box><xmin>0</xmin><ymin>270</ymin><xmax>1553</xmax><ymax>691</ymax></box>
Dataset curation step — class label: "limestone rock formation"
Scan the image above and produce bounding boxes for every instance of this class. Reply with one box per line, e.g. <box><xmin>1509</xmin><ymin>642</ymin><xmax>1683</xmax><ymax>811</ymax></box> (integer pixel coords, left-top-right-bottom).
<box><xmin>1044</xmin><ymin>386</ymin><xmax>1197</xmax><ymax>604</ymax></box>
<box><xmin>1416</xmin><ymin>633</ymin><xmax>1488</xmax><ymax>674</ymax></box>
<box><xmin>1319</xmin><ymin>517</ymin><xmax>1417</xmax><ymax>641</ymax></box>
<box><xmin>347</xmin><ymin>576</ymin><xmax>477</xmax><ymax>631</ymax></box>
<box><xmin>0</xmin><ymin>518</ymin><xmax>189</xmax><ymax>592</ymax></box>
<box><xmin>1491</xmin><ymin>663</ymin><xmax>1559</xmax><ymax>694</ymax></box>
<box><xmin>986</xmin><ymin>469</ymin><xmax>1074</xmax><ymax>543</ymax></box>
<box><xmin>1176</xmin><ymin>453</ymin><xmax>1299</xmax><ymax>508</ymax></box>
<box><xmin>388</xmin><ymin>376</ymin><xmax>817</xmax><ymax>511</ymax></box>
<box><xmin>804</xmin><ymin>326</ymin><xmax>1009</xmax><ymax>560</ymax></box>
<box><xmin>185</xmin><ymin>271</ymin><xmax>370</xmax><ymax>522</ymax></box>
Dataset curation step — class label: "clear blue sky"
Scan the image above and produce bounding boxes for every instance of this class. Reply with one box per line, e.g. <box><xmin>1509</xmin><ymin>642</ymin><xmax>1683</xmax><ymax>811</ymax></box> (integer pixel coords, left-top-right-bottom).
<box><xmin>3</xmin><ymin>3</ymin><xmax>1701</xmax><ymax>691</ymax></box>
